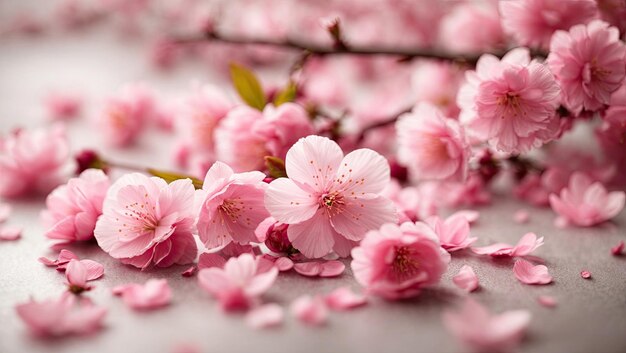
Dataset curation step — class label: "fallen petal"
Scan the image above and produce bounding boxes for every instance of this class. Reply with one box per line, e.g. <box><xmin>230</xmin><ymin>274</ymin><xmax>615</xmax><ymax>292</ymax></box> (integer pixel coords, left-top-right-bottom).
<box><xmin>197</xmin><ymin>253</ymin><xmax>226</xmax><ymax>270</ymax></box>
<box><xmin>513</xmin><ymin>209</ymin><xmax>530</xmax><ymax>224</ymax></box>
<box><xmin>611</xmin><ymin>241</ymin><xmax>624</xmax><ymax>256</ymax></box>
<box><xmin>0</xmin><ymin>226</ymin><xmax>22</xmax><ymax>241</ymax></box>
<box><xmin>537</xmin><ymin>295</ymin><xmax>557</xmax><ymax>308</ymax></box>
<box><xmin>245</xmin><ymin>303</ymin><xmax>284</xmax><ymax>329</ymax></box>
<box><xmin>513</xmin><ymin>259</ymin><xmax>552</xmax><ymax>285</ymax></box>
<box><xmin>294</xmin><ymin>262</ymin><xmax>322</xmax><ymax>277</ymax></box>
<box><xmin>452</xmin><ymin>265</ymin><xmax>479</xmax><ymax>292</ymax></box>
<box><xmin>80</xmin><ymin>259</ymin><xmax>104</xmax><ymax>281</ymax></box>
<box><xmin>274</xmin><ymin>257</ymin><xmax>294</xmax><ymax>271</ymax></box>
<box><xmin>325</xmin><ymin>287</ymin><xmax>367</xmax><ymax>310</ymax></box>
<box><xmin>290</xmin><ymin>295</ymin><xmax>328</xmax><ymax>325</ymax></box>
<box><xmin>319</xmin><ymin>260</ymin><xmax>345</xmax><ymax>277</ymax></box>
<box><xmin>580</xmin><ymin>270</ymin><xmax>592</xmax><ymax>279</ymax></box>
<box><xmin>113</xmin><ymin>279</ymin><xmax>172</xmax><ymax>310</ymax></box>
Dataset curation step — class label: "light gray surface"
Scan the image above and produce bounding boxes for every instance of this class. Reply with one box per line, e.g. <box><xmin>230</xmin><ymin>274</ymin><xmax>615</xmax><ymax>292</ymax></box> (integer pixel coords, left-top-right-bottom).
<box><xmin>1</xmin><ymin>15</ymin><xmax>626</xmax><ymax>353</ymax></box>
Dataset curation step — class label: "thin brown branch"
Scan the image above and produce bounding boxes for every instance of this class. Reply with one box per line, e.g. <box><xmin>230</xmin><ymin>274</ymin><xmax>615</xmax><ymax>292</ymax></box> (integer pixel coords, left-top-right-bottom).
<box><xmin>356</xmin><ymin>105</ymin><xmax>413</xmax><ymax>143</ymax></box>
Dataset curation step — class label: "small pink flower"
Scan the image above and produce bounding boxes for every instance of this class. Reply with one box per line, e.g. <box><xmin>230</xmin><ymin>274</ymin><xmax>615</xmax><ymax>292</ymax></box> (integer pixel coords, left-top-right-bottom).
<box><xmin>396</xmin><ymin>103</ymin><xmax>470</xmax><ymax>182</ymax></box>
<box><xmin>439</xmin><ymin>1</ymin><xmax>505</xmax><ymax>54</ymax></box>
<box><xmin>443</xmin><ymin>298</ymin><xmax>531</xmax><ymax>352</ymax></box>
<box><xmin>351</xmin><ymin>222</ymin><xmax>450</xmax><ymax>300</ymax></box>
<box><xmin>0</xmin><ymin>125</ymin><xmax>70</xmax><ymax>198</ymax></box>
<box><xmin>453</xmin><ymin>265</ymin><xmax>479</xmax><ymax>292</ymax></box>
<box><xmin>458</xmin><ymin>48</ymin><xmax>561</xmax><ymax>153</ymax></box>
<box><xmin>472</xmin><ymin>232</ymin><xmax>544</xmax><ymax>257</ymax></box>
<box><xmin>214</xmin><ymin>103</ymin><xmax>314</xmax><ymax>172</ymax></box>
<box><xmin>290</xmin><ymin>295</ymin><xmax>328</xmax><ymax>326</ymax></box>
<box><xmin>513</xmin><ymin>259</ymin><xmax>553</xmax><ymax>285</ymax></box>
<box><xmin>45</xmin><ymin>92</ymin><xmax>82</xmax><ymax>121</ymax></box>
<box><xmin>112</xmin><ymin>279</ymin><xmax>172</xmax><ymax>310</ymax></box>
<box><xmin>196</xmin><ymin>161</ymin><xmax>269</xmax><ymax>249</ymax></box>
<box><xmin>197</xmin><ymin>253</ymin><xmax>278</xmax><ymax>311</ymax></box>
<box><xmin>325</xmin><ymin>287</ymin><xmax>367</xmax><ymax>311</ymax></box>
<box><xmin>41</xmin><ymin>169</ymin><xmax>110</xmax><ymax>245</ymax></box>
<box><xmin>265</xmin><ymin>135</ymin><xmax>397</xmax><ymax>259</ymax></box>
<box><xmin>548</xmin><ymin>20</ymin><xmax>626</xmax><ymax>115</ymax></box>
<box><xmin>424</xmin><ymin>213</ymin><xmax>476</xmax><ymax>252</ymax></box>
<box><xmin>94</xmin><ymin>173</ymin><xmax>198</xmax><ymax>269</ymax></box>
<box><xmin>549</xmin><ymin>172</ymin><xmax>625</xmax><ymax>227</ymax></box>
<box><xmin>65</xmin><ymin>259</ymin><xmax>104</xmax><ymax>293</ymax></box>
<box><xmin>411</xmin><ymin>60</ymin><xmax>464</xmax><ymax>118</ymax></box>
<box><xmin>15</xmin><ymin>292</ymin><xmax>107</xmax><ymax>337</ymax></box>
<box><xmin>499</xmin><ymin>0</ymin><xmax>598</xmax><ymax>50</ymax></box>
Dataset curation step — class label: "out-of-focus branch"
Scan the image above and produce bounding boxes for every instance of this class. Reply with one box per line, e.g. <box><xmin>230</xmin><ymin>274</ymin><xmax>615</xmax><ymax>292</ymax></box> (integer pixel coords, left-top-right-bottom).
<box><xmin>356</xmin><ymin>105</ymin><xmax>413</xmax><ymax>143</ymax></box>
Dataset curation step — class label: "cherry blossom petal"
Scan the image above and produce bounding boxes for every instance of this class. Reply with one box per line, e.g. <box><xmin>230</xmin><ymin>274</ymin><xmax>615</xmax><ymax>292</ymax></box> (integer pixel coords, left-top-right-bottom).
<box><xmin>537</xmin><ymin>295</ymin><xmax>557</xmax><ymax>308</ymax></box>
<box><xmin>197</xmin><ymin>253</ymin><xmax>226</xmax><ymax>270</ymax></box>
<box><xmin>293</xmin><ymin>262</ymin><xmax>322</xmax><ymax>277</ymax></box>
<box><xmin>65</xmin><ymin>260</ymin><xmax>88</xmax><ymax>288</ymax></box>
<box><xmin>245</xmin><ymin>303</ymin><xmax>284</xmax><ymax>329</ymax></box>
<box><xmin>510</xmin><ymin>232</ymin><xmax>544</xmax><ymax>257</ymax></box>
<box><xmin>580</xmin><ymin>270</ymin><xmax>592</xmax><ymax>279</ymax></box>
<box><xmin>611</xmin><ymin>240</ymin><xmax>624</xmax><ymax>256</ymax></box>
<box><xmin>452</xmin><ymin>265</ymin><xmax>479</xmax><ymax>292</ymax></box>
<box><xmin>264</xmin><ymin>178</ymin><xmax>317</xmax><ymax>224</ymax></box>
<box><xmin>113</xmin><ymin>279</ymin><xmax>172</xmax><ymax>310</ymax></box>
<box><xmin>290</xmin><ymin>295</ymin><xmax>328</xmax><ymax>326</ymax></box>
<box><xmin>38</xmin><ymin>249</ymin><xmax>79</xmax><ymax>267</ymax></box>
<box><xmin>513</xmin><ymin>209</ymin><xmax>530</xmax><ymax>224</ymax></box>
<box><xmin>449</xmin><ymin>209</ymin><xmax>480</xmax><ymax>224</ymax></box>
<box><xmin>181</xmin><ymin>266</ymin><xmax>196</xmax><ymax>277</ymax></box>
<box><xmin>513</xmin><ymin>259</ymin><xmax>552</xmax><ymax>285</ymax></box>
<box><xmin>325</xmin><ymin>287</ymin><xmax>367</xmax><ymax>311</ymax></box>
<box><xmin>330</xmin><ymin>195</ymin><xmax>398</xmax><ymax>242</ymax></box>
<box><xmin>319</xmin><ymin>260</ymin><xmax>345</xmax><ymax>277</ymax></box>
<box><xmin>288</xmin><ymin>210</ymin><xmax>337</xmax><ymax>259</ymax></box>
<box><xmin>335</xmin><ymin>149</ymin><xmax>390</xmax><ymax>195</ymax></box>
<box><xmin>285</xmin><ymin>135</ymin><xmax>343</xmax><ymax>192</ymax></box>
<box><xmin>274</xmin><ymin>257</ymin><xmax>294</xmax><ymax>271</ymax></box>
<box><xmin>80</xmin><ymin>259</ymin><xmax>104</xmax><ymax>281</ymax></box>
<box><xmin>0</xmin><ymin>225</ymin><xmax>22</xmax><ymax>241</ymax></box>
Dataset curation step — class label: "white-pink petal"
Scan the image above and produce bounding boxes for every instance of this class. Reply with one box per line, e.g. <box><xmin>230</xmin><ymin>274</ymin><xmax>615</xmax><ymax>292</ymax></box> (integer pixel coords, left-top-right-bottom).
<box><xmin>112</xmin><ymin>279</ymin><xmax>172</xmax><ymax>310</ymax></box>
<box><xmin>452</xmin><ymin>265</ymin><xmax>479</xmax><ymax>292</ymax></box>
<box><xmin>319</xmin><ymin>260</ymin><xmax>345</xmax><ymax>277</ymax></box>
<box><xmin>0</xmin><ymin>225</ymin><xmax>22</xmax><ymax>241</ymax></box>
<box><xmin>513</xmin><ymin>259</ymin><xmax>552</xmax><ymax>285</ymax></box>
<box><xmin>325</xmin><ymin>287</ymin><xmax>367</xmax><ymax>311</ymax></box>
<box><xmin>293</xmin><ymin>262</ymin><xmax>322</xmax><ymax>277</ymax></box>
<box><xmin>290</xmin><ymin>295</ymin><xmax>328</xmax><ymax>326</ymax></box>
<box><xmin>245</xmin><ymin>303</ymin><xmax>284</xmax><ymax>329</ymax></box>
<box><xmin>0</xmin><ymin>202</ymin><xmax>12</xmax><ymax>223</ymax></box>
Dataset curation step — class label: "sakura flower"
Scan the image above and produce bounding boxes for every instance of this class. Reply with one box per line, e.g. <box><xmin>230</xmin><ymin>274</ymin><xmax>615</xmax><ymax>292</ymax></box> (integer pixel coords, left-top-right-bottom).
<box><xmin>396</xmin><ymin>103</ymin><xmax>470</xmax><ymax>182</ymax></box>
<box><xmin>499</xmin><ymin>0</ymin><xmax>598</xmax><ymax>50</ymax></box>
<box><xmin>424</xmin><ymin>213</ymin><xmax>477</xmax><ymax>252</ymax></box>
<box><xmin>325</xmin><ymin>287</ymin><xmax>367</xmax><ymax>311</ymax></box>
<box><xmin>0</xmin><ymin>125</ymin><xmax>70</xmax><ymax>198</ymax></box>
<box><xmin>351</xmin><ymin>222</ymin><xmax>450</xmax><ymax>300</ymax></box>
<box><xmin>453</xmin><ymin>265</ymin><xmax>479</xmax><ymax>292</ymax></box>
<box><xmin>214</xmin><ymin>103</ymin><xmax>314</xmax><ymax>172</ymax></box>
<box><xmin>45</xmin><ymin>92</ymin><xmax>82</xmax><ymax>121</ymax></box>
<box><xmin>513</xmin><ymin>259</ymin><xmax>553</xmax><ymax>285</ymax></box>
<box><xmin>290</xmin><ymin>295</ymin><xmax>328</xmax><ymax>326</ymax></box>
<box><xmin>112</xmin><ymin>279</ymin><xmax>172</xmax><ymax>310</ymax></box>
<box><xmin>94</xmin><ymin>173</ymin><xmax>198</xmax><ymax>269</ymax></box>
<box><xmin>472</xmin><ymin>232</ymin><xmax>544</xmax><ymax>257</ymax></box>
<box><xmin>411</xmin><ymin>60</ymin><xmax>464</xmax><ymax>118</ymax></box>
<box><xmin>548</xmin><ymin>20</ymin><xmax>626</xmax><ymax>115</ymax></box>
<box><xmin>549</xmin><ymin>172</ymin><xmax>625</xmax><ymax>227</ymax></box>
<box><xmin>41</xmin><ymin>169</ymin><xmax>110</xmax><ymax>245</ymax></box>
<box><xmin>196</xmin><ymin>161</ymin><xmax>269</xmax><ymax>249</ymax></box>
<box><xmin>439</xmin><ymin>1</ymin><xmax>505</xmax><ymax>54</ymax></box>
<box><xmin>245</xmin><ymin>303</ymin><xmax>284</xmax><ymax>329</ymax></box>
<box><xmin>197</xmin><ymin>253</ymin><xmax>278</xmax><ymax>311</ymax></box>
<box><xmin>457</xmin><ymin>48</ymin><xmax>561</xmax><ymax>153</ymax></box>
<box><xmin>443</xmin><ymin>298</ymin><xmax>531</xmax><ymax>352</ymax></box>
<box><xmin>65</xmin><ymin>259</ymin><xmax>104</xmax><ymax>293</ymax></box>
<box><xmin>15</xmin><ymin>292</ymin><xmax>107</xmax><ymax>337</ymax></box>
<box><xmin>265</xmin><ymin>135</ymin><xmax>397</xmax><ymax>259</ymax></box>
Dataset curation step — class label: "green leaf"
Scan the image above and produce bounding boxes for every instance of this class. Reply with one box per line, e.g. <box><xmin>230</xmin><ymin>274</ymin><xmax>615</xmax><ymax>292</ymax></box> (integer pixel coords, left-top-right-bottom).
<box><xmin>229</xmin><ymin>63</ymin><xmax>266</xmax><ymax>110</ymax></box>
<box><xmin>146</xmin><ymin>168</ymin><xmax>204</xmax><ymax>190</ymax></box>
<box><xmin>264</xmin><ymin>156</ymin><xmax>287</xmax><ymax>179</ymax></box>
<box><xmin>273</xmin><ymin>81</ymin><xmax>297</xmax><ymax>106</ymax></box>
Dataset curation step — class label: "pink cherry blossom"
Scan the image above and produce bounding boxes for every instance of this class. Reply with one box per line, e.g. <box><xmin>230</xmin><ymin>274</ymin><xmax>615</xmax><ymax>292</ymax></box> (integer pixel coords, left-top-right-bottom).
<box><xmin>513</xmin><ymin>259</ymin><xmax>553</xmax><ymax>285</ymax></box>
<box><xmin>197</xmin><ymin>253</ymin><xmax>278</xmax><ymax>311</ymax></box>
<box><xmin>0</xmin><ymin>125</ymin><xmax>70</xmax><ymax>198</ymax></box>
<box><xmin>290</xmin><ymin>295</ymin><xmax>328</xmax><ymax>326</ymax></box>
<box><xmin>325</xmin><ymin>287</ymin><xmax>367</xmax><ymax>311</ymax></box>
<box><xmin>443</xmin><ymin>298</ymin><xmax>531</xmax><ymax>352</ymax></box>
<box><xmin>214</xmin><ymin>103</ymin><xmax>314</xmax><ymax>172</ymax></box>
<box><xmin>396</xmin><ymin>103</ymin><xmax>470</xmax><ymax>182</ymax></box>
<box><xmin>112</xmin><ymin>279</ymin><xmax>172</xmax><ymax>310</ymax></box>
<box><xmin>94</xmin><ymin>173</ymin><xmax>198</xmax><ymax>269</ymax></box>
<box><xmin>255</xmin><ymin>217</ymin><xmax>293</xmax><ymax>254</ymax></box>
<box><xmin>65</xmin><ymin>259</ymin><xmax>104</xmax><ymax>293</ymax></box>
<box><xmin>549</xmin><ymin>172</ymin><xmax>625</xmax><ymax>227</ymax></box>
<box><xmin>411</xmin><ymin>60</ymin><xmax>464</xmax><ymax>118</ymax></box>
<box><xmin>453</xmin><ymin>265</ymin><xmax>479</xmax><ymax>292</ymax></box>
<box><xmin>424</xmin><ymin>213</ymin><xmax>476</xmax><ymax>252</ymax></box>
<box><xmin>196</xmin><ymin>161</ymin><xmax>269</xmax><ymax>249</ymax></box>
<box><xmin>499</xmin><ymin>0</ymin><xmax>598</xmax><ymax>50</ymax></box>
<box><xmin>458</xmin><ymin>48</ymin><xmax>561</xmax><ymax>153</ymax></box>
<box><xmin>381</xmin><ymin>180</ymin><xmax>437</xmax><ymax>223</ymax></box>
<box><xmin>44</xmin><ymin>92</ymin><xmax>82</xmax><ymax>121</ymax></box>
<box><xmin>41</xmin><ymin>169</ymin><xmax>110</xmax><ymax>245</ymax></box>
<box><xmin>245</xmin><ymin>303</ymin><xmax>284</xmax><ymax>329</ymax></box>
<box><xmin>265</xmin><ymin>135</ymin><xmax>397</xmax><ymax>259</ymax></box>
<box><xmin>472</xmin><ymin>232</ymin><xmax>544</xmax><ymax>257</ymax></box>
<box><xmin>439</xmin><ymin>1</ymin><xmax>505</xmax><ymax>54</ymax></box>
<box><xmin>351</xmin><ymin>222</ymin><xmax>450</xmax><ymax>300</ymax></box>
<box><xmin>548</xmin><ymin>20</ymin><xmax>626</xmax><ymax>115</ymax></box>
<box><xmin>15</xmin><ymin>292</ymin><xmax>107</xmax><ymax>337</ymax></box>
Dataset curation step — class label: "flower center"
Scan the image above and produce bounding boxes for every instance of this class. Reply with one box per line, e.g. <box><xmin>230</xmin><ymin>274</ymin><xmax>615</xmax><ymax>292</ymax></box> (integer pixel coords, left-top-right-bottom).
<box><xmin>321</xmin><ymin>192</ymin><xmax>343</xmax><ymax>209</ymax></box>
<box><xmin>221</xmin><ymin>198</ymin><xmax>244</xmax><ymax>222</ymax></box>
<box><xmin>392</xmin><ymin>246</ymin><xmax>420</xmax><ymax>279</ymax></box>
<box><xmin>496</xmin><ymin>92</ymin><xmax>525</xmax><ymax>119</ymax></box>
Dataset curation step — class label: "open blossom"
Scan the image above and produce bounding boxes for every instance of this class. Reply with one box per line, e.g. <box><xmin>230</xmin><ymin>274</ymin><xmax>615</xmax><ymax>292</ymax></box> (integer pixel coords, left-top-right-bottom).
<box><xmin>15</xmin><ymin>292</ymin><xmax>107</xmax><ymax>337</ymax></box>
<box><xmin>98</xmin><ymin>84</ymin><xmax>155</xmax><ymax>147</ymax></box>
<box><xmin>0</xmin><ymin>125</ymin><xmax>70</xmax><ymax>198</ymax></box>
<box><xmin>411</xmin><ymin>60</ymin><xmax>464</xmax><ymax>118</ymax></box>
<box><xmin>94</xmin><ymin>173</ymin><xmax>198</xmax><ymax>269</ymax></box>
<box><xmin>424</xmin><ymin>213</ymin><xmax>476</xmax><ymax>252</ymax></box>
<box><xmin>265</xmin><ymin>135</ymin><xmax>397</xmax><ymax>259</ymax></box>
<box><xmin>198</xmin><ymin>253</ymin><xmax>278</xmax><ymax>311</ymax></box>
<box><xmin>549</xmin><ymin>172</ymin><xmax>625</xmax><ymax>227</ymax></box>
<box><xmin>458</xmin><ymin>48</ymin><xmax>561</xmax><ymax>153</ymax></box>
<box><xmin>351</xmin><ymin>222</ymin><xmax>450</xmax><ymax>300</ymax></box>
<box><xmin>214</xmin><ymin>103</ymin><xmax>314</xmax><ymax>172</ymax></box>
<box><xmin>196</xmin><ymin>161</ymin><xmax>269</xmax><ymax>249</ymax></box>
<box><xmin>548</xmin><ymin>20</ymin><xmax>626</xmax><ymax>115</ymax></box>
<box><xmin>396</xmin><ymin>103</ymin><xmax>470</xmax><ymax>182</ymax></box>
<box><xmin>41</xmin><ymin>169</ymin><xmax>110</xmax><ymax>245</ymax></box>
<box><xmin>499</xmin><ymin>0</ymin><xmax>598</xmax><ymax>50</ymax></box>
<box><xmin>443</xmin><ymin>298</ymin><xmax>531</xmax><ymax>352</ymax></box>
<box><xmin>439</xmin><ymin>1</ymin><xmax>505</xmax><ymax>54</ymax></box>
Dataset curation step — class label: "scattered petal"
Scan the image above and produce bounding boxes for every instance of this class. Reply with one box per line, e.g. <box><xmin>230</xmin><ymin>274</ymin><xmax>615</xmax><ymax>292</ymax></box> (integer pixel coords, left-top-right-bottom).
<box><xmin>181</xmin><ymin>266</ymin><xmax>196</xmax><ymax>277</ymax></box>
<box><xmin>319</xmin><ymin>260</ymin><xmax>345</xmax><ymax>277</ymax></box>
<box><xmin>197</xmin><ymin>253</ymin><xmax>226</xmax><ymax>270</ymax></box>
<box><xmin>452</xmin><ymin>265</ymin><xmax>479</xmax><ymax>292</ymax></box>
<box><xmin>325</xmin><ymin>287</ymin><xmax>367</xmax><ymax>311</ymax></box>
<box><xmin>580</xmin><ymin>270</ymin><xmax>592</xmax><ymax>279</ymax></box>
<box><xmin>472</xmin><ymin>232</ymin><xmax>543</xmax><ymax>258</ymax></box>
<box><xmin>513</xmin><ymin>259</ymin><xmax>552</xmax><ymax>285</ymax></box>
<box><xmin>293</xmin><ymin>262</ymin><xmax>322</xmax><ymax>277</ymax></box>
<box><xmin>513</xmin><ymin>209</ymin><xmax>530</xmax><ymax>224</ymax></box>
<box><xmin>537</xmin><ymin>295</ymin><xmax>557</xmax><ymax>308</ymax></box>
<box><xmin>0</xmin><ymin>226</ymin><xmax>22</xmax><ymax>241</ymax></box>
<box><xmin>290</xmin><ymin>295</ymin><xmax>328</xmax><ymax>326</ymax></box>
<box><xmin>0</xmin><ymin>202</ymin><xmax>12</xmax><ymax>223</ymax></box>
<box><xmin>611</xmin><ymin>241</ymin><xmax>624</xmax><ymax>256</ymax></box>
<box><xmin>245</xmin><ymin>303</ymin><xmax>284</xmax><ymax>329</ymax></box>
<box><xmin>38</xmin><ymin>249</ymin><xmax>79</xmax><ymax>268</ymax></box>
<box><xmin>112</xmin><ymin>279</ymin><xmax>172</xmax><ymax>310</ymax></box>
<box><xmin>274</xmin><ymin>257</ymin><xmax>294</xmax><ymax>271</ymax></box>
<box><xmin>80</xmin><ymin>259</ymin><xmax>104</xmax><ymax>281</ymax></box>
